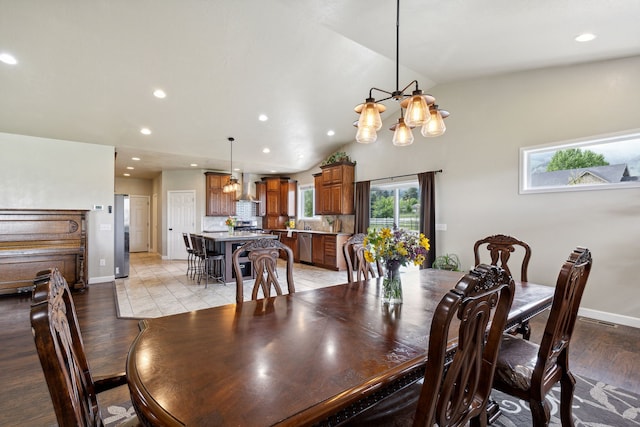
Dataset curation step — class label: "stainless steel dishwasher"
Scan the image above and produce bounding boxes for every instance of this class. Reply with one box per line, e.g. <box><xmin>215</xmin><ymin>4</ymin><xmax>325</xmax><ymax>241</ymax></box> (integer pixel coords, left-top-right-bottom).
<box><xmin>299</xmin><ymin>233</ymin><xmax>313</xmax><ymax>264</ymax></box>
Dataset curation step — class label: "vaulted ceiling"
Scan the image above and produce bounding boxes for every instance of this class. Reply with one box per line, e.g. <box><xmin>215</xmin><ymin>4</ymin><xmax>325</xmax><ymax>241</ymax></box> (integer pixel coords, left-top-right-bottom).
<box><xmin>1</xmin><ymin>0</ymin><xmax>639</xmax><ymax>179</ymax></box>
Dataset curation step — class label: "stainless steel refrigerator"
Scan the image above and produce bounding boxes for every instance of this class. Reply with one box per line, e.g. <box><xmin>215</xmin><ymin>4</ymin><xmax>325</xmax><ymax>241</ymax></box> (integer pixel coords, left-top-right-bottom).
<box><xmin>114</xmin><ymin>194</ymin><xmax>130</xmax><ymax>278</ymax></box>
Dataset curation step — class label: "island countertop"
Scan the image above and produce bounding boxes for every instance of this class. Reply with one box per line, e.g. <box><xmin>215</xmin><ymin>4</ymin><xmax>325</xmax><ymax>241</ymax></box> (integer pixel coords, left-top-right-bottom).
<box><xmin>201</xmin><ymin>231</ymin><xmax>277</xmax><ymax>242</ymax></box>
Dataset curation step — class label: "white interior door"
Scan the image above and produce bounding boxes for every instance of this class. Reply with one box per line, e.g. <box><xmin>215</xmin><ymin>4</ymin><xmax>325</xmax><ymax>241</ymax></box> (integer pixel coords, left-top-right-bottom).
<box><xmin>129</xmin><ymin>195</ymin><xmax>149</xmax><ymax>252</ymax></box>
<box><xmin>168</xmin><ymin>190</ymin><xmax>196</xmax><ymax>260</ymax></box>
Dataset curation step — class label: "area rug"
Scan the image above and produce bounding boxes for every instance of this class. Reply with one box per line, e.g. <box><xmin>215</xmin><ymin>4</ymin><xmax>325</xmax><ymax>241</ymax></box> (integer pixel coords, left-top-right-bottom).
<box><xmin>104</xmin><ymin>373</ymin><xmax>639</xmax><ymax>426</ymax></box>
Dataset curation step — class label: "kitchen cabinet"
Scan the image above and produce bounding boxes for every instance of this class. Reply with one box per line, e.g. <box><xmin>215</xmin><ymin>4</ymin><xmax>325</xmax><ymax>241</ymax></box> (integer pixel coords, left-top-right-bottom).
<box><xmin>276</xmin><ymin>231</ymin><xmax>299</xmax><ymax>263</ymax></box>
<box><xmin>262</xmin><ymin>177</ymin><xmax>297</xmax><ymax>229</ymax></box>
<box><xmin>313</xmin><ymin>161</ymin><xmax>355</xmax><ymax>215</ymax></box>
<box><xmin>311</xmin><ymin>233</ymin><xmax>349</xmax><ymax>271</ymax></box>
<box><xmin>205</xmin><ymin>172</ymin><xmax>236</xmax><ymax>216</ymax></box>
<box><xmin>255</xmin><ymin>181</ymin><xmax>266</xmax><ymax>217</ymax></box>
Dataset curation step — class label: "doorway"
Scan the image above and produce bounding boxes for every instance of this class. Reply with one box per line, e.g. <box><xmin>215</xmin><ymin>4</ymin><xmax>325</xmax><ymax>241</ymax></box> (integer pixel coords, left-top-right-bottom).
<box><xmin>129</xmin><ymin>195</ymin><xmax>150</xmax><ymax>252</ymax></box>
<box><xmin>167</xmin><ymin>190</ymin><xmax>196</xmax><ymax>260</ymax></box>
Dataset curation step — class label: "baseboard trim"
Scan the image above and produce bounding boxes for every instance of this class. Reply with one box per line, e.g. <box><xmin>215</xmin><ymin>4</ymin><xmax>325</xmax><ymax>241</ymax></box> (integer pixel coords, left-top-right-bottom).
<box><xmin>89</xmin><ymin>275</ymin><xmax>116</xmax><ymax>284</ymax></box>
<box><xmin>579</xmin><ymin>308</ymin><xmax>640</xmax><ymax>329</ymax></box>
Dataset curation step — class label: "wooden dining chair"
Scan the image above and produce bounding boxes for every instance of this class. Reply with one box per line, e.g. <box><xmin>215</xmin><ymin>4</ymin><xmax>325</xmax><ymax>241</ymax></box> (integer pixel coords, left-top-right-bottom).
<box><xmin>473</xmin><ymin>234</ymin><xmax>532</xmax><ymax>282</ymax></box>
<box><xmin>344</xmin><ymin>264</ymin><xmax>515</xmax><ymax>427</ymax></box>
<box><xmin>492</xmin><ymin>247</ymin><xmax>592</xmax><ymax>427</ymax></box>
<box><xmin>233</xmin><ymin>238</ymin><xmax>295</xmax><ymax>304</ymax></box>
<box><xmin>343</xmin><ymin>233</ymin><xmax>383</xmax><ymax>283</ymax></box>
<box><xmin>30</xmin><ymin>267</ymin><xmax>139</xmax><ymax>427</ymax></box>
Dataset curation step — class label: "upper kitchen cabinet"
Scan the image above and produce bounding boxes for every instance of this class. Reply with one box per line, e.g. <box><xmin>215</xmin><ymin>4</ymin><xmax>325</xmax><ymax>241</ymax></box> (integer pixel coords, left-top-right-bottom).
<box><xmin>205</xmin><ymin>172</ymin><xmax>236</xmax><ymax>216</ymax></box>
<box><xmin>255</xmin><ymin>181</ymin><xmax>266</xmax><ymax>217</ymax></box>
<box><xmin>314</xmin><ymin>161</ymin><xmax>355</xmax><ymax>215</ymax></box>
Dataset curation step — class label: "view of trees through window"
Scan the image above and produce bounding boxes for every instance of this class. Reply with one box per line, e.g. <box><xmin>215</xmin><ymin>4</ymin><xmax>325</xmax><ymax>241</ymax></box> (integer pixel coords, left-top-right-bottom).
<box><xmin>299</xmin><ymin>185</ymin><xmax>314</xmax><ymax>219</ymax></box>
<box><xmin>370</xmin><ymin>181</ymin><xmax>420</xmax><ymax>231</ymax></box>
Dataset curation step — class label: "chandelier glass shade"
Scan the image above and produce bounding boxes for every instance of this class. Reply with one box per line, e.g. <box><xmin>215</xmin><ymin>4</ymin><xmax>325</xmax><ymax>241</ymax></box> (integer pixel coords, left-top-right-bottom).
<box><xmin>354</xmin><ymin>0</ymin><xmax>449</xmax><ymax>145</ymax></box>
<box><xmin>223</xmin><ymin>137</ymin><xmax>240</xmax><ymax>194</ymax></box>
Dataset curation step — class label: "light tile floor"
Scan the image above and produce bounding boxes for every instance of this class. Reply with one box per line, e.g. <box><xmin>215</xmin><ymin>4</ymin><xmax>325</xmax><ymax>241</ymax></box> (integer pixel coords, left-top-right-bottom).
<box><xmin>115</xmin><ymin>252</ymin><xmax>348</xmax><ymax>318</ymax></box>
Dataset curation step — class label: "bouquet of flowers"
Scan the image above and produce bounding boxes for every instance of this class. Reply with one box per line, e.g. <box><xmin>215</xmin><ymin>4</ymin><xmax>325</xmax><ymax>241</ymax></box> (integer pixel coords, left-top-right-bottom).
<box><xmin>225</xmin><ymin>216</ymin><xmax>236</xmax><ymax>227</ymax></box>
<box><xmin>286</xmin><ymin>219</ymin><xmax>295</xmax><ymax>229</ymax></box>
<box><xmin>364</xmin><ymin>226</ymin><xmax>430</xmax><ymax>268</ymax></box>
<box><xmin>364</xmin><ymin>226</ymin><xmax>430</xmax><ymax>304</ymax></box>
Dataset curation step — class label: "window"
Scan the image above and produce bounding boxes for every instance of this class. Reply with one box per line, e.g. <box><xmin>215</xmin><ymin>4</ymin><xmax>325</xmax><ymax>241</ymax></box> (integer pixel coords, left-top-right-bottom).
<box><xmin>369</xmin><ymin>180</ymin><xmax>420</xmax><ymax>232</ymax></box>
<box><xmin>298</xmin><ymin>184</ymin><xmax>316</xmax><ymax>219</ymax></box>
<box><xmin>520</xmin><ymin>130</ymin><xmax>640</xmax><ymax>194</ymax></box>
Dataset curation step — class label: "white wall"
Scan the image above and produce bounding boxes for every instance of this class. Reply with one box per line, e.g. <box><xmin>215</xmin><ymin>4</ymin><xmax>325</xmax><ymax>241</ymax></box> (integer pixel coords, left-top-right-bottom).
<box><xmin>342</xmin><ymin>56</ymin><xmax>640</xmax><ymax>323</ymax></box>
<box><xmin>0</xmin><ymin>132</ymin><xmax>115</xmax><ymax>282</ymax></box>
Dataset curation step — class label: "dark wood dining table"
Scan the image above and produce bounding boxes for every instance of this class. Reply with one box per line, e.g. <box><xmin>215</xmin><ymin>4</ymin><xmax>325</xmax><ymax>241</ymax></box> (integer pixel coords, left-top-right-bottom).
<box><xmin>126</xmin><ymin>269</ymin><xmax>554</xmax><ymax>427</ymax></box>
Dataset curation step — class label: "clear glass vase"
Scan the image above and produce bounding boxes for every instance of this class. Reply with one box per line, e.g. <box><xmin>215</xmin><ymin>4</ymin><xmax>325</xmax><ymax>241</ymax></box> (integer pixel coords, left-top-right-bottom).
<box><xmin>227</xmin><ymin>226</ymin><xmax>234</xmax><ymax>235</ymax></box>
<box><xmin>382</xmin><ymin>260</ymin><xmax>402</xmax><ymax>305</ymax></box>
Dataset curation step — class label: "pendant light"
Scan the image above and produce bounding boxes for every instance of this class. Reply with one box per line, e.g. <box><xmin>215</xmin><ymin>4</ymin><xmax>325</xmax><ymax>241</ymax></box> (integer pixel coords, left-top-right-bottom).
<box><xmin>223</xmin><ymin>137</ymin><xmax>240</xmax><ymax>194</ymax></box>
<box><xmin>354</xmin><ymin>0</ymin><xmax>449</xmax><ymax>145</ymax></box>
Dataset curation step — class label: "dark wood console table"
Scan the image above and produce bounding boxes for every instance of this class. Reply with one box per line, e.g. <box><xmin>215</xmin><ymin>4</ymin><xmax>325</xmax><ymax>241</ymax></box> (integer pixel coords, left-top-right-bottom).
<box><xmin>0</xmin><ymin>209</ymin><xmax>88</xmax><ymax>294</ymax></box>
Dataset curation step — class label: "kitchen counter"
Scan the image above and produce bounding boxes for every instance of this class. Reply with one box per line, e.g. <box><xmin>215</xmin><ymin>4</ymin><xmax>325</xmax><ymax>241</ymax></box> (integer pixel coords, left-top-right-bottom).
<box><xmin>201</xmin><ymin>232</ymin><xmax>277</xmax><ymax>282</ymax></box>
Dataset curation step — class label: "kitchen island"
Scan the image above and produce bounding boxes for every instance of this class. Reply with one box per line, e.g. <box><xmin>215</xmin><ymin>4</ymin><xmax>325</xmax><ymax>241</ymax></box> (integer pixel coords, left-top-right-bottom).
<box><xmin>201</xmin><ymin>231</ymin><xmax>277</xmax><ymax>283</ymax></box>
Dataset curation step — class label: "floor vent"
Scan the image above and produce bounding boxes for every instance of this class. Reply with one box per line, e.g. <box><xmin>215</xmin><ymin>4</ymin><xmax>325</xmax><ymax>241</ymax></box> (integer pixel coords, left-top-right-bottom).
<box><xmin>579</xmin><ymin>317</ymin><xmax>618</xmax><ymax>328</ymax></box>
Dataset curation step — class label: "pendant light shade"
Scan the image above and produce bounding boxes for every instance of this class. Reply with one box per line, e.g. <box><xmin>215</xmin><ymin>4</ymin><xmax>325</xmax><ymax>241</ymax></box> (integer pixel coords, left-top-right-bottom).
<box><xmin>355</xmin><ymin>124</ymin><xmax>378</xmax><ymax>144</ymax></box>
<box><xmin>404</xmin><ymin>91</ymin><xmax>430</xmax><ymax>127</ymax></box>
<box><xmin>392</xmin><ymin>117</ymin><xmax>414</xmax><ymax>146</ymax></box>
<box><xmin>356</xmin><ymin>98</ymin><xmax>384</xmax><ymax>131</ymax></box>
<box><xmin>421</xmin><ymin>106</ymin><xmax>447</xmax><ymax>137</ymax></box>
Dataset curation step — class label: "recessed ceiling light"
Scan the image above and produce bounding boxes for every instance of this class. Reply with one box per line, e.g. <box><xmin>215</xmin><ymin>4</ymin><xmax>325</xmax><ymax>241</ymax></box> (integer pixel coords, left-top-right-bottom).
<box><xmin>0</xmin><ymin>52</ymin><xmax>17</xmax><ymax>65</ymax></box>
<box><xmin>153</xmin><ymin>89</ymin><xmax>167</xmax><ymax>98</ymax></box>
<box><xmin>327</xmin><ymin>130</ymin><xmax>335</xmax><ymax>136</ymax></box>
<box><xmin>123</xmin><ymin>173</ymin><xmax>130</xmax><ymax>177</ymax></box>
<box><xmin>234</xmin><ymin>167</ymin><xmax>241</xmax><ymax>171</ymax></box>
<box><xmin>270</xmin><ymin>170</ymin><xmax>277</xmax><ymax>173</ymax></box>
<box><xmin>262</xmin><ymin>148</ymin><xmax>270</xmax><ymax>153</ymax></box>
<box><xmin>258</xmin><ymin>114</ymin><xmax>268</xmax><ymax>122</ymax></box>
<box><xmin>132</xmin><ymin>157</ymin><xmax>141</xmax><ymax>161</ymax></box>
<box><xmin>298</xmin><ymin>154</ymin><xmax>304</xmax><ymax>159</ymax></box>
<box><xmin>140</xmin><ymin>128</ymin><xmax>151</xmax><ymax>135</ymax></box>
<box><xmin>575</xmin><ymin>33</ymin><xmax>596</xmax><ymax>42</ymax></box>
<box><xmin>126</xmin><ymin>166</ymin><xmax>134</xmax><ymax>170</ymax></box>
<box><xmin>190</xmin><ymin>163</ymin><xmax>198</xmax><ymax>167</ymax></box>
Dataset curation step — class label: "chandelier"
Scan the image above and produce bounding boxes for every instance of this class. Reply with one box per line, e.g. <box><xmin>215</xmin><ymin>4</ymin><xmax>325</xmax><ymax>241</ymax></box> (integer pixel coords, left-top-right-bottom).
<box><xmin>355</xmin><ymin>0</ymin><xmax>449</xmax><ymax>146</ymax></box>
<box><xmin>223</xmin><ymin>137</ymin><xmax>240</xmax><ymax>193</ymax></box>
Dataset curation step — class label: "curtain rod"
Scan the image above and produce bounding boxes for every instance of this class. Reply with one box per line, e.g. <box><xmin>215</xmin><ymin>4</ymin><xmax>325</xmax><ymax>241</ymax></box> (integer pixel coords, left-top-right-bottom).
<box><xmin>364</xmin><ymin>169</ymin><xmax>443</xmax><ymax>184</ymax></box>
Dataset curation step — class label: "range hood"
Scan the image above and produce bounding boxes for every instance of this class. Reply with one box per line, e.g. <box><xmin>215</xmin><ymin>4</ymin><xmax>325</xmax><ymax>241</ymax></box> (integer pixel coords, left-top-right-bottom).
<box><xmin>237</xmin><ymin>173</ymin><xmax>260</xmax><ymax>202</ymax></box>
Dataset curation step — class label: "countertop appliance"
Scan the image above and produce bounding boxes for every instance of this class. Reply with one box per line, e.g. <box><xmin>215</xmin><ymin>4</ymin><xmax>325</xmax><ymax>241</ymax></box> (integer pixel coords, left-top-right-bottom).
<box><xmin>299</xmin><ymin>232</ymin><xmax>313</xmax><ymax>264</ymax></box>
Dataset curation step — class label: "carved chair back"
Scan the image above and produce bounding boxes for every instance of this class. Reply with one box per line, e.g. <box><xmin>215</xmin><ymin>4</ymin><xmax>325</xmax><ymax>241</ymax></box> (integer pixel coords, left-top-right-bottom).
<box><xmin>493</xmin><ymin>247</ymin><xmax>592</xmax><ymax>426</ymax></box>
<box><xmin>415</xmin><ymin>264</ymin><xmax>515</xmax><ymax>426</ymax></box>
<box><xmin>343</xmin><ymin>233</ymin><xmax>383</xmax><ymax>283</ymax></box>
<box><xmin>233</xmin><ymin>238</ymin><xmax>295</xmax><ymax>304</ymax></box>
<box><xmin>31</xmin><ymin>268</ymin><xmax>102</xmax><ymax>426</ymax></box>
<box><xmin>473</xmin><ymin>234</ymin><xmax>532</xmax><ymax>281</ymax></box>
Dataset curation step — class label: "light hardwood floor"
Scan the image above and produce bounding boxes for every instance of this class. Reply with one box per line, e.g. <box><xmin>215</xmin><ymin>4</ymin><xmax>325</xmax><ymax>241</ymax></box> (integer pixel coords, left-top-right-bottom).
<box><xmin>1</xmin><ymin>253</ymin><xmax>638</xmax><ymax>426</ymax></box>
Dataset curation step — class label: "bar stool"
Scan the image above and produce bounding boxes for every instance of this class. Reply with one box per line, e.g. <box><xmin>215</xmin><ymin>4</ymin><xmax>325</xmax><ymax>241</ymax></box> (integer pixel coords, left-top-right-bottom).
<box><xmin>200</xmin><ymin>236</ymin><xmax>225</xmax><ymax>288</ymax></box>
<box><xmin>182</xmin><ymin>232</ymin><xmax>195</xmax><ymax>278</ymax></box>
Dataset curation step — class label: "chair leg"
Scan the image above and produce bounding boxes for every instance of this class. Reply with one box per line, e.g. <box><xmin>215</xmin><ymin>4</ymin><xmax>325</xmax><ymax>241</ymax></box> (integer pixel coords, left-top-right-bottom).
<box><xmin>560</xmin><ymin>372</ymin><xmax>576</xmax><ymax>427</ymax></box>
<box><xmin>529</xmin><ymin>397</ymin><xmax>551</xmax><ymax>427</ymax></box>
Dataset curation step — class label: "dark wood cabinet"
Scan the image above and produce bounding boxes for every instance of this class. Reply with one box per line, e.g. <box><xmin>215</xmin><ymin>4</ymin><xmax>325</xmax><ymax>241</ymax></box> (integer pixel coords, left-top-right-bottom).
<box><xmin>314</xmin><ymin>161</ymin><xmax>355</xmax><ymax>215</ymax></box>
<box><xmin>262</xmin><ymin>177</ymin><xmax>297</xmax><ymax>229</ymax></box>
<box><xmin>255</xmin><ymin>181</ymin><xmax>266</xmax><ymax>217</ymax></box>
<box><xmin>205</xmin><ymin>172</ymin><xmax>236</xmax><ymax>216</ymax></box>
<box><xmin>311</xmin><ymin>233</ymin><xmax>349</xmax><ymax>271</ymax></box>
<box><xmin>276</xmin><ymin>231</ymin><xmax>299</xmax><ymax>263</ymax></box>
